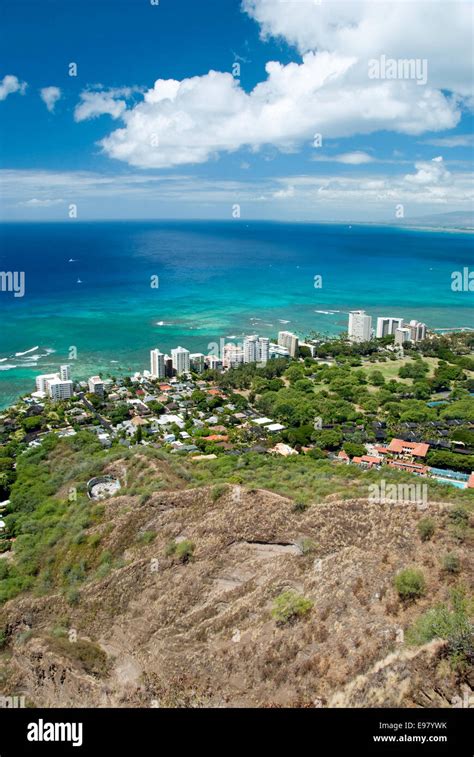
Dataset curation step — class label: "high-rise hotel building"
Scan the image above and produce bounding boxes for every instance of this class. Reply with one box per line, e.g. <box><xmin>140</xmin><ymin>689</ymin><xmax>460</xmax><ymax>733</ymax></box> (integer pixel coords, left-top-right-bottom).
<box><xmin>190</xmin><ymin>353</ymin><xmax>206</xmax><ymax>373</ymax></box>
<box><xmin>277</xmin><ymin>331</ymin><xmax>299</xmax><ymax>357</ymax></box>
<box><xmin>60</xmin><ymin>365</ymin><xmax>71</xmax><ymax>381</ymax></box>
<box><xmin>394</xmin><ymin>327</ymin><xmax>412</xmax><ymax>345</ymax></box>
<box><xmin>348</xmin><ymin>311</ymin><xmax>372</xmax><ymax>343</ymax></box>
<box><xmin>150</xmin><ymin>349</ymin><xmax>166</xmax><ymax>379</ymax></box>
<box><xmin>88</xmin><ymin>376</ymin><xmax>105</xmax><ymax>397</ymax></box>
<box><xmin>409</xmin><ymin>320</ymin><xmax>427</xmax><ymax>342</ymax></box>
<box><xmin>223</xmin><ymin>343</ymin><xmax>244</xmax><ymax>369</ymax></box>
<box><xmin>243</xmin><ymin>335</ymin><xmax>270</xmax><ymax>365</ymax></box>
<box><xmin>35</xmin><ymin>368</ymin><xmax>73</xmax><ymax>401</ymax></box>
<box><xmin>376</xmin><ymin>317</ymin><xmax>404</xmax><ymax>339</ymax></box>
<box><xmin>171</xmin><ymin>346</ymin><xmax>190</xmax><ymax>375</ymax></box>
<box><xmin>47</xmin><ymin>379</ymin><xmax>74</xmax><ymax>401</ymax></box>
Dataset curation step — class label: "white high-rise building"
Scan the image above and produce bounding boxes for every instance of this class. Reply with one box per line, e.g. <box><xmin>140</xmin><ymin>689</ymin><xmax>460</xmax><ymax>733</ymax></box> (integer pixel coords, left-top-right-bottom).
<box><xmin>36</xmin><ymin>367</ymin><xmax>73</xmax><ymax>397</ymax></box>
<box><xmin>205</xmin><ymin>354</ymin><xmax>223</xmax><ymax>371</ymax></box>
<box><xmin>348</xmin><ymin>311</ymin><xmax>372</xmax><ymax>343</ymax></box>
<box><xmin>258</xmin><ymin>337</ymin><xmax>269</xmax><ymax>365</ymax></box>
<box><xmin>35</xmin><ymin>373</ymin><xmax>60</xmax><ymax>393</ymax></box>
<box><xmin>190</xmin><ymin>353</ymin><xmax>205</xmax><ymax>373</ymax></box>
<box><xmin>409</xmin><ymin>320</ymin><xmax>427</xmax><ymax>342</ymax></box>
<box><xmin>376</xmin><ymin>317</ymin><xmax>404</xmax><ymax>339</ymax></box>
<box><xmin>243</xmin><ymin>335</ymin><xmax>270</xmax><ymax>365</ymax></box>
<box><xmin>171</xmin><ymin>346</ymin><xmax>190</xmax><ymax>375</ymax></box>
<box><xmin>60</xmin><ymin>365</ymin><xmax>71</xmax><ymax>381</ymax></box>
<box><xmin>150</xmin><ymin>349</ymin><xmax>166</xmax><ymax>379</ymax></box>
<box><xmin>243</xmin><ymin>335</ymin><xmax>259</xmax><ymax>364</ymax></box>
<box><xmin>394</xmin><ymin>327</ymin><xmax>412</xmax><ymax>346</ymax></box>
<box><xmin>88</xmin><ymin>376</ymin><xmax>104</xmax><ymax>396</ymax></box>
<box><xmin>223</xmin><ymin>343</ymin><xmax>244</xmax><ymax>369</ymax></box>
<box><xmin>278</xmin><ymin>331</ymin><xmax>299</xmax><ymax>357</ymax></box>
<box><xmin>47</xmin><ymin>379</ymin><xmax>74</xmax><ymax>401</ymax></box>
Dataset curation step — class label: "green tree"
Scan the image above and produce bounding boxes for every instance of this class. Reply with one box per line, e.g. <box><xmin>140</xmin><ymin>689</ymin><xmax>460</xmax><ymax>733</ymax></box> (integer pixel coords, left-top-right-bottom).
<box><xmin>368</xmin><ymin>370</ymin><xmax>385</xmax><ymax>386</ymax></box>
<box><xmin>343</xmin><ymin>442</ymin><xmax>366</xmax><ymax>458</ymax></box>
<box><xmin>312</xmin><ymin>429</ymin><xmax>343</xmax><ymax>451</ymax></box>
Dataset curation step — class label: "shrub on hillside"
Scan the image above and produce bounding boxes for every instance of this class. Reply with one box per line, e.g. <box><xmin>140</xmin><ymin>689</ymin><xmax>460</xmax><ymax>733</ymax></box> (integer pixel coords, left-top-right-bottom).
<box><xmin>66</xmin><ymin>588</ymin><xmax>80</xmax><ymax>606</ymax></box>
<box><xmin>293</xmin><ymin>501</ymin><xmax>309</xmax><ymax>513</ymax></box>
<box><xmin>298</xmin><ymin>538</ymin><xmax>317</xmax><ymax>555</ymax></box>
<box><xmin>449</xmin><ymin>505</ymin><xmax>471</xmax><ymax>542</ymax></box>
<box><xmin>449</xmin><ymin>506</ymin><xmax>470</xmax><ymax>527</ymax></box>
<box><xmin>48</xmin><ymin>637</ymin><xmax>111</xmax><ymax>678</ymax></box>
<box><xmin>271</xmin><ymin>591</ymin><xmax>313</xmax><ymax>624</ymax></box>
<box><xmin>165</xmin><ymin>539</ymin><xmax>195</xmax><ymax>563</ymax></box>
<box><xmin>394</xmin><ymin>568</ymin><xmax>426</xmax><ymax>601</ymax></box>
<box><xmin>406</xmin><ymin>587</ymin><xmax>473</xmax><ymax>672</ymax></box>
<box><xmin>442</xmin><ymin>553</ymin><xmax>461</xmax><ymax>574</ymax></box>
<box><xmin>136</xmin><ymin>530</ymin><xmax>157</xmax><ymax>545</ymax></box>
<box><xmin>211</xmin><ymin>484</ymin><xmax>228</xmax><ymax>502</ymax></box>
<box><xmin>417</xmin><ymin>517</ymin><xmax>435</xmax><ymax>542</ymax></box>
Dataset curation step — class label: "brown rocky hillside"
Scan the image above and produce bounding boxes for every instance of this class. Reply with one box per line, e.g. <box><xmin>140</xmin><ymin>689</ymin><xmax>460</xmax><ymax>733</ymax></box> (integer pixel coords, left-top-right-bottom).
<box><xmin>0</xmin><ymin>485</ymin><xmax>472</xmax><ymax>707</ymax></box>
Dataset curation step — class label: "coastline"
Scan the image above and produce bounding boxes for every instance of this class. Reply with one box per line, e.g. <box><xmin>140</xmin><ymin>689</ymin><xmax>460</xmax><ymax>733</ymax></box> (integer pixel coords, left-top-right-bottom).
<box><xmin>1</xmin><ymin>220</ymin><xmax>473</xmax><ymax>408</ymax></box>
<box><xmin>1</xmin><ymin>323</ymin><xmax>473</xmax><ymax>414</ymax></box>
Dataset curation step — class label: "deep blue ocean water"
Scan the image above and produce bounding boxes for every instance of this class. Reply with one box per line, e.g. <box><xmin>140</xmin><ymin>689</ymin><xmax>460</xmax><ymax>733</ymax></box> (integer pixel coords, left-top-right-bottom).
<box><xmin>0</xmin><ymin>220</ymin><xmax>473</xmax><ymax>407</ymax></box>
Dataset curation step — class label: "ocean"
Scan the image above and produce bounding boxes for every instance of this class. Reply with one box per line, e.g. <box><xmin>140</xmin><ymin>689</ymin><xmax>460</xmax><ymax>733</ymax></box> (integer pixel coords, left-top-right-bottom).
<box><xmin>0</xmin><ymin>220</ymin><xmax>473</xmax><ymax>408</ymax></box>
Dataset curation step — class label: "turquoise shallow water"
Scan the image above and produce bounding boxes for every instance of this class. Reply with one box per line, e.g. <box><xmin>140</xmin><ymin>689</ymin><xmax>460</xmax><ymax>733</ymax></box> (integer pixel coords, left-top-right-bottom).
<box><xmin>0</xmin><ymin>220</ymin><xmax>473</xmax><ymax>408</ymax></box>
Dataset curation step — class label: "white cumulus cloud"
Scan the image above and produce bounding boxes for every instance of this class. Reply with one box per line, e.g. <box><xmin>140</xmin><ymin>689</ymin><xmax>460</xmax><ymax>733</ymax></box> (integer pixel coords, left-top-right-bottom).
<box><xmin>243</xmin><ymin>0</ymin><xmax>473</xmax><ymax>96</ymax></box>
<box><xmin>40</xmin><ymin>86</ymin><xmax>61</xmax><ymax>113</ymax></box>
<box><xmin>74</xmin><ymin>87</ymin><xmax>141</xmax><ymax>122</ymax></box>
<box><xmin>92</xmin><ymin>0</ymin><xmax>472</xmax><ymax>170</ymax></box>
<box><xmin>0</xmin><ymin>74</ymin><xmax>27</xmax><ymax>101</ymax></box>
<box><xmin>404</xmin><ymin>156</ymin><xmax>451</xmax><ymax>185</ymax></box>
<box><xmin>100</xmin><ymin>51</ymin><xmax>460</xmax><ymax>169</ymax></box>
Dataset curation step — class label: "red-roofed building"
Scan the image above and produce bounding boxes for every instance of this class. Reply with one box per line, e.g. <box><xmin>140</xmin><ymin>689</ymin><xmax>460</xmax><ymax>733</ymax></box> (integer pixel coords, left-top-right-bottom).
<box><xmin>468</xmin><ymin>473</ymin><xmax>474</xmax><ymax>489</ymax></box>
<box><xmin>337</xmin><ymin>450</ymin><xmax>349</xmax><ymax>461</ymax></box>
<box><xmin>388</xmin><ymin>460</ymin><xmax>429</xmax><ymax>476</ymax></box>
<box><xmin>362</xmin><ymin>455</ymin><xmax>383</xmax><ymax>465</ymax></box>
<box><xmin>158</xmin><ymin>384</ymin><xmax>172</xmax><ymax>392</ymax></box>
<box><xmin>353</xmin><ymin>455</ymin><xmax>383</xmax><ymax>469</ymax></box>
<box><xmin>387</xmin><ymin>439</ymin><xmax>430</xmax><ymax>459</ymax></box>
<box><xmin>203</xmin><ymin>434</ymin><xmax>229</xmax><ymax>443</ymax></box>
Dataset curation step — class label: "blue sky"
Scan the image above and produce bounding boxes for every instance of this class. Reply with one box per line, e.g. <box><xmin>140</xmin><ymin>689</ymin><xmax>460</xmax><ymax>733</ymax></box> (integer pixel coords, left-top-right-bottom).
<box><xmin>1</xmin><ymin>0</ymin><xmax>473</xmax><ymax>221</ymax></box>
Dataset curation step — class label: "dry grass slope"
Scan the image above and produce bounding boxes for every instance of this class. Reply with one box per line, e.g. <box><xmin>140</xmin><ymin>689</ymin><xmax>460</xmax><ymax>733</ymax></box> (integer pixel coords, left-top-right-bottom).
<box><xmin>0</xmin><ymin>482</ymin><xmax>472</xmax><ymax>708</ymax></box>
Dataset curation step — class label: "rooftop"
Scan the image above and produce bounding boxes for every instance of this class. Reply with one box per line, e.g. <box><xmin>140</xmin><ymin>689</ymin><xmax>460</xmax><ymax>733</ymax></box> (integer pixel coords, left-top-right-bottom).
<box><xmin>387</xmin><ymin>439</ymin><xmax>430</xmax><ymax>458</ymax></box>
